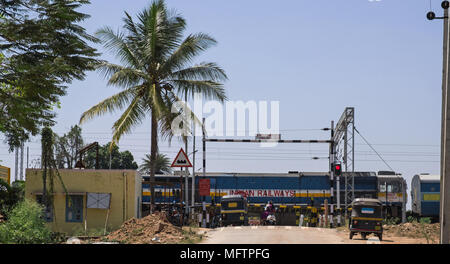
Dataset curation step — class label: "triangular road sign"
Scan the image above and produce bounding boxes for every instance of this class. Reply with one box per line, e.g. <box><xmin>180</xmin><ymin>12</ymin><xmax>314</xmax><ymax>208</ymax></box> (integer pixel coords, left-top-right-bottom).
<box><xmin>171</xmin><ymin>148</ymin><xmax>192</xmax><ymax>167</ymax></box>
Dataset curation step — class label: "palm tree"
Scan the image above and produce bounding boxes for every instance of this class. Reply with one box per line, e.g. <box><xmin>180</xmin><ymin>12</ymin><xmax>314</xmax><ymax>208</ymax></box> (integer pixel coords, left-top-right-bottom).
<box><xmin>139</xmin><ymin>153</ymin><xmax>172</xmax><ymax>175</ymax></box>
<box><xmin>79</xmin><ymin>0</ymin><xmax>227</xmax><ymax>209</ymax></box>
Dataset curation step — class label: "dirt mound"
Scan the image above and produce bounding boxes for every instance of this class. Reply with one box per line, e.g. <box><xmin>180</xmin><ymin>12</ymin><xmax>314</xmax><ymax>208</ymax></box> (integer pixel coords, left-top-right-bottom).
<box><xmin>383</xmin><ymin>222</ymin><xmax>440</xmax><ymax>243</ymax></box>
<box><xmin>102</xmin><ymin>212</ymin><xmax>185</xmax><ymax>244</ymax></box>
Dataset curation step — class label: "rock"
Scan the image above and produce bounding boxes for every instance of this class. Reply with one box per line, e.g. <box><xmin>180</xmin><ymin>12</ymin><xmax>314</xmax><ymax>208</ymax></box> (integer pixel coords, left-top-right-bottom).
<box><xmin>152</xmin><ymin>237</ymin><xmax>160</xmax><ymax>242</ymax></box>
<box><xmin>66</xmin><ymin>237</ymin><xmax>82</xmax><ymax>244</ymax></box>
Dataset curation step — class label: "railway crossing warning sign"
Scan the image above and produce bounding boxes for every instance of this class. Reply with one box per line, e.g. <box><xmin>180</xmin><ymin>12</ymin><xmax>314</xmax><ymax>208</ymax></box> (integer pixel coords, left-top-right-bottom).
<box><xmin>171</xmin><ymin>148</ymin><xmax>192</xmax><ymax>167</ymax></box>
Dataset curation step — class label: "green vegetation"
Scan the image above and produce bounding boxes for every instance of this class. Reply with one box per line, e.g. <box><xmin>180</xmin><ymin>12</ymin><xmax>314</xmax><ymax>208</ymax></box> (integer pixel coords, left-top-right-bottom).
<box><xmin>0</xmin><ymin>0</ymin><xmax>99</xmax><ymax>150</ymax></box>
<box><xmin>0</xmin><ymin>179</ymin><xmax>25</xmax><ymax>219</ymax></box>
<box><xmin>139</xmin><ymin>153</ymin><xmax>172</xmax><ymax>174</ymax></box>
<box><xmin>79</xmin><ymin>0</ymin><xmax>227</xmax><ymax>207</ymax></box>
<box><xmin>179</xmin><ymin>227</ymin><xmax>203</xmax><ymax>244</ymax></box>
<box><xmin>83</xmin><ymin>142</ymin><xmax>138</xmax><ymax>170</ymax></box>
<box><xmin>0</xmin><ymin>199</ymin><xmax>53</xmax><ymax>244</ymax></box>
<box><xmin>54</xmin><ymin>125</ymin><xmax>84</xmax><ymax>169</ymax></box>
<box><xmin>382</xmin><ymin>217</ymin><xmax>400</xmax><ymax>225</ymax></box>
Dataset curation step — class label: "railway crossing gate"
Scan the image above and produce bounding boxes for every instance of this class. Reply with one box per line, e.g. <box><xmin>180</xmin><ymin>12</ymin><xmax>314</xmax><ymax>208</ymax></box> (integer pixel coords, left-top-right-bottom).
<box><xmin>199</xmin><ymin>107</ymin><xmax>357</xmax><ymax>227</ymax></box>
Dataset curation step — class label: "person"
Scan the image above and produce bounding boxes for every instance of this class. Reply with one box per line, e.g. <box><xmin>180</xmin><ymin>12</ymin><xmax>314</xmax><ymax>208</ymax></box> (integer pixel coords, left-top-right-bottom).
<box><xmin>264</xmin><ymin>200</ymin><xmax>274</xmax><ymax>214</ymax></box>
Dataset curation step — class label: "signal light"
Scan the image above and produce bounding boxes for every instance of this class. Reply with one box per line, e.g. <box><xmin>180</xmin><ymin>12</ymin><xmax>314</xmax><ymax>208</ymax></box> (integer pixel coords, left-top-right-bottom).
<box><xmin>333</xmin><ymin>163</ymin><xmax>342</xmax><ymax>176</ymax></box>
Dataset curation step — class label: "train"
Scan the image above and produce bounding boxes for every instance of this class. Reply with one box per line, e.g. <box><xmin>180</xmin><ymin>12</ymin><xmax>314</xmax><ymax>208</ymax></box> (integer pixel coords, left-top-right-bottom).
<box><xmin>141</xmin><ymin>170</ymin><xmax>407</xmax><ymax>219</ymax></box>
<box><xmin>376</xmin><ymin>171</ymin><xmax>407</xmax><ymax>219</ymax></box>
<box><xmin>411</xmin><ymin>173</ymin><xmax>440</xmax><ymax>219</ymax></box>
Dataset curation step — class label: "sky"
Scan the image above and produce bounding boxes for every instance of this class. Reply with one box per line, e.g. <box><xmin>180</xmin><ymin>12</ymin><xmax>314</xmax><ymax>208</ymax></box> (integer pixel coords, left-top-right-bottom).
<box><xmin>0</xmin><ymin>0</ymin><xmax>444</xmax><ymax>208</ymax></box>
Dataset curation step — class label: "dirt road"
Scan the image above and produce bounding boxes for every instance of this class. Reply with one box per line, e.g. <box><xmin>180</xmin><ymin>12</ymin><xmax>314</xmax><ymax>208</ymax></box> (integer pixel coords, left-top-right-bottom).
<box><xmin>200</xmin><ymin>226</ymin><xmax>430</xmax><ymax>244</ymax></box>
<box><xmin>201</xmin><ymin>226</ymin><xmax>350</xmax><ymax>244</ymax></box>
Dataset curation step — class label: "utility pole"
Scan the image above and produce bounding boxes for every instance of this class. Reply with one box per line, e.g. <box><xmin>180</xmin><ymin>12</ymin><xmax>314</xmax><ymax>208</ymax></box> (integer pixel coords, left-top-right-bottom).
<box><xmin>14</xmin><ymin>146</ymin><xmax>18</xmax><ymax>182</ymax></box>
<box><xmin>20</xmin><ymin>143</ymin><xmax>24</xmax><ymax>180</ymax></box>
<box><xmin>184</xmin><ymin>92</ymin><xmax>189</xmax><ymax>218</ymax></box>
<box><xmin>441</xmin><ymin>4</ymin><xmax>450</xmax><ymax>245</ymax></box>
<box><xmin>428</xmin><ymin>1</ymin><xmax>450</xmax><ymax>244</ymax></box>
<box><xmin>202</xmin><ymin>117</ymin><xmax>207</xmax><ymax>228</ymax></box>
<box><xmin>191</xmin><ymin>121</ymin><xmax>196</xmax><ymax>210</ymax></box>
<box><xmin>330</xmin><ymin>121</ymin><xmax>335</xmax><ymax>228</ymax></box>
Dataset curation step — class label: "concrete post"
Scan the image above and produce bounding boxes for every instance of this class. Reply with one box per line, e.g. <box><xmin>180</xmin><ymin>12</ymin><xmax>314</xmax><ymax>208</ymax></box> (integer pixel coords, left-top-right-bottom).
<box><xmin>441</xmin><ymin>6</ymin><xmax>450</xmax><ymax>244</ymax></box>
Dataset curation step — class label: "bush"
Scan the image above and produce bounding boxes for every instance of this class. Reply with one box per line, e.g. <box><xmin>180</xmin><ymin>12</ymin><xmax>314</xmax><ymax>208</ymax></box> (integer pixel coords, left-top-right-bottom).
<box><xmin>420</xmin><ymin>217</ymin><xmax>432</xmax><ymax>224</ymax></box>
<box><xmin>0</xmin><ymin>179</ymin><xmax>25</xmax><ymax>219</ymax></box>
<box><xmin>382</xmin><ymin>217</ymin><xmax>400</xmax><ymax>225</ymax></box>
<box><xmin>0</xmin><ymin>199</ymin><xmax>53</xmax><ymax>244</ymax></box>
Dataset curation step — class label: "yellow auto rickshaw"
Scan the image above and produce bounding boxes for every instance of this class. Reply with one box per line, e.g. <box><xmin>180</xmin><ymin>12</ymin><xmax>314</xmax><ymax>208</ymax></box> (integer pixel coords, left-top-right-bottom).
<box><xmin>349</xmin><ymin>198</ymin><xmax>383</xmax><ymax>241</ymax></box>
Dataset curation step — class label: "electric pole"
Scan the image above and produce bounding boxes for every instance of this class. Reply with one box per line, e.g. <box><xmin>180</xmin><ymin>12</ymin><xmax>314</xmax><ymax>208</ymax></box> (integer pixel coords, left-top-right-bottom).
<box><xmin>427</xmin><ymin>0</ymin><xmax>450</xmax><ymax>244</ymax></box>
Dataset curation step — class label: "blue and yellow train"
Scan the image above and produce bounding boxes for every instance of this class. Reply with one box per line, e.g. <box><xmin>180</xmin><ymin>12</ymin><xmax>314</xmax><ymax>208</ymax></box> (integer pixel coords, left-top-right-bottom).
<box><xmin>411</xmin><ymin>173</ymin><xmax>440</xmax><ymax>218</ymax></box>
<box><xmin>142</xmin><ymin>171</ymin><xmax>387</xmax><ymax>209</ymax></box>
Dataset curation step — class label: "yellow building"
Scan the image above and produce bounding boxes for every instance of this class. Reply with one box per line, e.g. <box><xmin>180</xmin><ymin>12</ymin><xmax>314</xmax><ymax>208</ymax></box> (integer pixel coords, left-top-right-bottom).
<box><xmin>0</xmin><ymin>165</ymin><xmax>11</xmax><ymax>184</ymax></box>
<box><xmin>25</xmin><ymin>169</ymin><xmax>142</xmax><ymax>235</ymax></box>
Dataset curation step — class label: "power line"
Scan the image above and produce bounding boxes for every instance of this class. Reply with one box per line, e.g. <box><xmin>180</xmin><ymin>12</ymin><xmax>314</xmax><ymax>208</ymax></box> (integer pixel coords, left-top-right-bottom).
<box><xmin>354</xmin><ymin>127</ymin><xmax>395</xmax><ymax>171</ymax></box>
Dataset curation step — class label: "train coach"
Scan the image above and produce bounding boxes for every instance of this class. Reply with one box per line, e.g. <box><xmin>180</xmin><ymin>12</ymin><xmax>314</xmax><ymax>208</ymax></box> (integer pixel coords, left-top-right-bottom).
<box><xmin>411</xmin><ymin>173</ymin><xmax>440</xmax><ymax>219</ymax></box>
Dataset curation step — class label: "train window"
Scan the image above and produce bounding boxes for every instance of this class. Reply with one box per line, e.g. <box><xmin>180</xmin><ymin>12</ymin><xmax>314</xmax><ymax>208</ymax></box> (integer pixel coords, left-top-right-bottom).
<box><xmin>379</xmin><ymin>184</ymin><xmax>386</xmax><ymax>192</ymax></box>
<box><xmin>391</xmin><ymin>183</ymin><xmax>400</xmax><ymax>193</ymax></box>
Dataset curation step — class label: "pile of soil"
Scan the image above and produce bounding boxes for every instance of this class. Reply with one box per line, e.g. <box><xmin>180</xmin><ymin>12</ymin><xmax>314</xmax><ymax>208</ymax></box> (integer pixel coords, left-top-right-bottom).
<box><xmin>102</xmin><ymin>212</ymin><xmax>185</xmax><ymax>244</ymax></box>
<box><xmin>383</xmin><ymin>222</ymin><xmax>440</xmax><ymax>242</ymax></box>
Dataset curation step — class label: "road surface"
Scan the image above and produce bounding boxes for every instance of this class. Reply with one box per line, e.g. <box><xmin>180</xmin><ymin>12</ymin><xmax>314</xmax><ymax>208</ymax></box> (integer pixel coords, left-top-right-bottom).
<box><xmin>200</xmin><ymin>226</ymin><xmax>359</xmax><ymax>244</ymax></box>
<box><xmin>199</xmin><ymin>225</ymin><xmax>430</xmax><ymax>244</ymax></box>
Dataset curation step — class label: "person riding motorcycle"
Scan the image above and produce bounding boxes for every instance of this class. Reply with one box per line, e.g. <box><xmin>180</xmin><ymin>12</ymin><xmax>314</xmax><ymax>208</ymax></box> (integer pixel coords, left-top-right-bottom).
<box><xmin>264</xmin><ymin>201</ymin><xmax>275</xmax><ymax>214</ymax></box>
<box><xmin>261</xmin><ymin>201</ymin><xmax>275</xmax><ymax>224</ymax></box>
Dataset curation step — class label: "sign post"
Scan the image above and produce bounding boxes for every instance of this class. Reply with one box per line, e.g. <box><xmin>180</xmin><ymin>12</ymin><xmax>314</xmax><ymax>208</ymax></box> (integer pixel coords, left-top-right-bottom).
<box><xmin>171</xmin><ymin>148</ymin><xmax>192</xmax><ymax>226</ymax></box>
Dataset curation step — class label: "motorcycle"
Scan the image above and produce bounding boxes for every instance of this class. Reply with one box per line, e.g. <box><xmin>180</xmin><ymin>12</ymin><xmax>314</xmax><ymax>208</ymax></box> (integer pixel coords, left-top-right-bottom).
<box><xmin>265</xmin><ymin>214</ymin><xmax>276</xmax><ymax>225</ymax></box>
<box><xmin>261</xmin><ymin>207</ymin><xmax>277</xmax><ymax>225</ymax></box>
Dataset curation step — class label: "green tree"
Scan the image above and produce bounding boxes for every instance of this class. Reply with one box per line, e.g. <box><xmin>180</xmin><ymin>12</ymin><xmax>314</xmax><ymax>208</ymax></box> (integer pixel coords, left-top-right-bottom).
<box><xmin>54</xmin><ymin>125</ymin><xmax>84</xmax><ymax>169</ymax></box>
<box><xmin>83</xmin><ymin>142</ymin><xmax>138</xmax><ymax>170</ymax></box>
<box><xmin>139</xmin><ymin>153</ymin><xmax>172</xmax><ymax>175</ymax></box>
<box><xmin>40</xmin><ymin>127</ymin><xmax>68</xmax><ymax>216</ymax></box>
<box><xmin>79</xmin><ymin>0</ymin><xmax>227</xmax><ymax>208</ymax></box>
<box><xmin>0</xmin><ymin>0</ymin><xmax>99</xmax><ymax>149</ymax></box>
<box><xmin>0</xmin><ymin>179</ymin><xmax>25</xmax><ymax>219</ymax></box>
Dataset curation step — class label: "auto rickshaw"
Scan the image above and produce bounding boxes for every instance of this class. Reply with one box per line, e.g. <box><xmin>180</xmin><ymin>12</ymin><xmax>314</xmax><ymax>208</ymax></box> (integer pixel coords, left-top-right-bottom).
<box><xmin>220</xmin><ymin>195</ymin><xmax>248</xmax><ymax>226</ymax></box>
<box><xmin>349</xmin><ymin>198</ymin><xmax>383</xmax><ymax>241</ymax></box>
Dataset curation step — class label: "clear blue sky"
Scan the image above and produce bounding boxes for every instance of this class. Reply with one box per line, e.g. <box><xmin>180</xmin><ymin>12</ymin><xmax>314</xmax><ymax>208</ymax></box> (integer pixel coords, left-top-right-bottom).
<box><xmin>0</xmin><ymin>0</ymin><xmax>443</xmax><ymax>207</ymax></box>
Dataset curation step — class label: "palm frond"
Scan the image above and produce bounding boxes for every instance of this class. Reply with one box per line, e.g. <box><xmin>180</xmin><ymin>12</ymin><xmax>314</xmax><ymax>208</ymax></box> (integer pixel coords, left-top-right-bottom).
<box><xmin>79</xmin><ymin>88</ymin><xmax>136</xmax><ymax>124</ymax></box>
<box><xmin>169</xmin><ymin>62</ymin><xmax>228</xmax><ymax>83</ymax></box>
<box><xmin>111</xmin><ymin>96</ymin><xmax>147</xmax><ymax>145</ymax></box>
<box><xmin>159</xmin><ymin>33</ymin><xmax>217</xmax><ymax>75</ymax></box>
<box><xmin>170</xmin><ymin>79</ymin><xmax>227</xmax><ymax>102</ymax></box>
<box><xmin>96</xmin><ymin>62</ymin><xmax>148</xmax><ymax>88</ymax></box>
<box><xmin>96</xmin><ymin>26</ymin><xmax>141</xmax><ymax>68</ymax></box>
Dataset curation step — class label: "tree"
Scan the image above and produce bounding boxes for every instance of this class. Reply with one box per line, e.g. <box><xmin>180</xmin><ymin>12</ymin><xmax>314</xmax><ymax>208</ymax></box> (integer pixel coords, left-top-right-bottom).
<box><xmin>0</xmin><ymin>0</ymin><xmax>99</xmax><ymax>149</ymax></box>
<box><xmin>40</xmin><ymin>127</ymin><xmax>67</xmax><ymax>217</ymax></box>
<box><xmin>0</xmin><ymin>179</ymin><xmax>25</xmax><ymax>219</ymax></box>
<box><xmin>139</xmin><ymin>153</ymin><xmax>172</xmax><ymax>175</ymax></box>
<box><xmin>80</xmin><ymin>0</ymin><xmax>227</xmax><ymax>208</ymax></box>
<box><xmin>83</xmin><ymin>142</ymin><xmax>138</xmax><ymax>170</ymax></box>
<box><xmin>54</xmin><ymin>125</ymin><xmax>83</xmax><ymax>169</ymax></box>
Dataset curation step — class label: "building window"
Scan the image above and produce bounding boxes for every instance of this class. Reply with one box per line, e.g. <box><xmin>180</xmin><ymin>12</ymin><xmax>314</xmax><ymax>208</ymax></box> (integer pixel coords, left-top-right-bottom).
<box><xmin>36</xmin><ymin>195</ymin><xmax>53</xmax><ymax>222</ymax></box>
<box><xmin>66</xmin><ymin>195</ymin><xmax>83</xmax><ymax>223</ymax></box>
